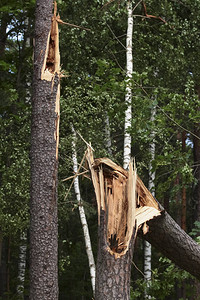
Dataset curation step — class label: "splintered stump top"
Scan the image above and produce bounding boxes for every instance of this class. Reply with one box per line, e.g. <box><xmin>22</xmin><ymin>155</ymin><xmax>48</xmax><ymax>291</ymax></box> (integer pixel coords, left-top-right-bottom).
<box><xmin>86</xmin><ymin>148</ymin><xmax>161</xmax><ymax>258</ymax></box>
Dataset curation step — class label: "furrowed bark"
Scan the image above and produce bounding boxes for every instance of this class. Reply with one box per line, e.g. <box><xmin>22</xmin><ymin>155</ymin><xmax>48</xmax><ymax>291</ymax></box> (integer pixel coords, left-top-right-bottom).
<box><xmin>87</xmin><ymin>149</ymin><xmax>200</xmax><ymax>282</ymax></box>
<box><xmin>30</xmin><ymin>1</ymin><xmax>60</xmax><ymax>299</ymax></box>
<box><xmin>95</xmin><ymin>209</ymin><xmax>135</xmax><ymax>300</ymax></box>
<box><xmin>86</xmin><ymin>149</ymin><xmax>161</xmax><ymax>299</ymax></box>
<box><xmin>142</xmin><ymin>206</ymin><xmax>200</xmax><ymax>280</ymax></box>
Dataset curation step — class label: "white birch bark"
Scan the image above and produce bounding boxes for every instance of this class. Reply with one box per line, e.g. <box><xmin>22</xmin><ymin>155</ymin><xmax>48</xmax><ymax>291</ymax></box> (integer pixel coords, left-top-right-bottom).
<box><xmin>123</xmin><ymin>1</ymin><xmax>133</xmax><ymax>170</ymax></box>
<box><xmin>17</xmin><ymin>231</ymin><xmax>27</xmax><ymax>295</ymax></box>
<box><xmin>144</xmin><ymin>105</ymin><xmax>156</xmax><ymax>298</ymax></box>
<box><xmin>71</xmin><ymin>126</ymin><xmax>96</xmax><ymax>295</ymax></box>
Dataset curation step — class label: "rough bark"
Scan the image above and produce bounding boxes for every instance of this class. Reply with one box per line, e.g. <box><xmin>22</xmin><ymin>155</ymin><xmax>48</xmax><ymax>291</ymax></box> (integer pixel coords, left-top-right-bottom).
<box><xmin>30</xmin><ymin>1</ymin><xmax>60</xmax><ymax>299</ymax></box>
<box><xmin>95</xmin><ymin>210</ymin><xmax>135</xmax><ymax>300</ymax></box>
<box><xmin>88</xmin><ymin>151</ymin><xmax>200</xmax><ymax>281</ymax></box>
<box><xmin>86</xmin><ymin>149</ymin><xmax>161</xmax><ymax>299</ymax></box>
<box><xmin>142</xmin><ymin>206</ymin><xmax>200</xmax><ymax>280</ymax></box>
<box><xmin>86</xmin><ymin>149</ymin><xmax>137</xmax><ymax>300</ymax></box>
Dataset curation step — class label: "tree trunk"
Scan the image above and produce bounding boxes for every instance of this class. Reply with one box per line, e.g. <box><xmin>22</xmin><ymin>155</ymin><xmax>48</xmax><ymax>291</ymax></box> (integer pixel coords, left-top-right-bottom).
<box><xmin>87</xmin><ymin>150</ymin><xmax>200</xmax><ymax>281</ymax></box>
<box><xmin>30</xmin><ymin>1</ymin><xmax>60</xmax><ymax>299</ymax></box>
<box><xmin>104</xmin><ymin>112</ymin><xmax>112</xmax><ymax>157</ymax></box>
<box><xmin>123</xmin><ymin>1</ymin><xmax>133</xmax><ymax>170</ymax></box>
<box><xmin>181</xmin><ymin>131</ymin><xmax>187</xmax><ymax>231</ymax></box>
<box><xmin>144</xmin><ymin>105</ymin><xmax>156</xmax><ymax>286</ymax></box>
<box><xmin>86</xmin><ymin>150</ymin><xmax>161</xmax><ymax>300</ymax></box>
<box><xmin>72</xmin><ymin>127</ymin><xmax>96</xmax><ymax>295</ymax></box>
<box><xmin>194</xmin><ymin>86</ymin><xmax>200</xmax><ymax>222</ymax></box>
<box><xmin>142</xmin><ymin>205</ymin><xmax>200</xmax><ymax>280</ymax></box>
<box><xmin>0</xmin><ymin>236</ymin><xmax>7</xmax><ymax>298</ymax></box>
<box><xmin>17</xmin><ymin>232</ymin><xmax>27</xmax><ymax>296</ymax></box>
<box><xmin>95</xmin><ymin>210</ymin><xmax>135</xmax><ymax>300</ymax></box>
<box><xmin>0</xmin><ymin>13</ymin><xmax>11</xmax><ymax>56</ymax></box>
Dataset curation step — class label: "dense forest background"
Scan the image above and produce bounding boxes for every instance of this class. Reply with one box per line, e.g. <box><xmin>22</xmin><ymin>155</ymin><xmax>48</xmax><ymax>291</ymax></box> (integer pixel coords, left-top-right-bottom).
<box><xmin>0</xmin><ymin>0</ymin><xmax>200</xmax><ymax>299</ymax></box>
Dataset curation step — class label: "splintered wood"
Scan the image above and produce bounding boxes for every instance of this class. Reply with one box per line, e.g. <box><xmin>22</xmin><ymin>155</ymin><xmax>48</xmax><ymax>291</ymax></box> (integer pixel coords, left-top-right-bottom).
<box><xmin>41</xmin><ymin>1</ymin><xmax>60</xmax><ymax>81</ymax></box>
<box><xmin>40</xmin><ymin>1</ymin><xmax>61</xmax><ymax>160</ymax></box>
<box><xmin>86</xmin><ymin>147</ymin><xmax>161</xmax><ymax>258</ymax></box>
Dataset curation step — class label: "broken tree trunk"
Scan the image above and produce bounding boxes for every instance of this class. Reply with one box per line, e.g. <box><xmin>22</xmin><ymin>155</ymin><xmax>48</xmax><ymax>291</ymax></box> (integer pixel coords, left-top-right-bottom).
<box><xmin>30</xmin><ymin>2</ymin><xmax>61</xmax><ymax>299</ymax></box>
<box><xmin>141</xmin><ymin>204</ymin><xmax>200</xmax><ymax>280</ymax></box>
<box><xmin>86</xmin><ymin>148</ymin><xmax>160</xmax><ymax>299</ymax></box>
<box><xmin>86</xmin><ymin>147</ymin><xmax>200</xmax><ymax>300</ymax></box>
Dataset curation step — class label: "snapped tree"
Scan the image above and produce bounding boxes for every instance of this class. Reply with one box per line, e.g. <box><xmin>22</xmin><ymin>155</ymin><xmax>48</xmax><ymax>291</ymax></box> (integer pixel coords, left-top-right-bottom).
<box><xmin>30</xmin><ymin>1</ymin><xmax>61</xmax><ymax>299</ymax></box>
<box><xmin>85</xmin><ymin>146</ymin><xmax>200</xmax><ymax>299</ymax></box>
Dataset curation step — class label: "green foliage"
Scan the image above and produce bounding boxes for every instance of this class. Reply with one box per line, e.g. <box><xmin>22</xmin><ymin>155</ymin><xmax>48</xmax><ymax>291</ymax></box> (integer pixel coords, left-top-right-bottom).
<box><xmin>131</xmin><ymin>258</ymin><xmax>192</xmax><ymax>300</ymax></box>
<box><xmin>189</xmin><ymin>221</ymin><xmax>200</xmax><ymax>244</ymax></box>
<box><xmin>1</xmin><ymin>0</ymin><xmax>200</xmax><ymax>298</ymax></box>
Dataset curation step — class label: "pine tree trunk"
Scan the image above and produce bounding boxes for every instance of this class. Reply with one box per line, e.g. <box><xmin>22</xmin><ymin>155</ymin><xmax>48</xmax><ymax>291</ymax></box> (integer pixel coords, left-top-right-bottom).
<box><xmin>142</xmin><ymin>205</ymin><xmax>200</xmax><ymax>280</ymax></box>
<box><xmin>95</xmin><ymin>211</ymin><xmax>135</xmax><ymax>300</ymax></box>
<box><xmin>30</xmin><ymin>1</ymin><xmax>60</xmax><ymax>299</ymax></box>
<box><xmin>95</xmin><ymin>4</ymin><xmax>135</xmax><ymax>299</ymax></box>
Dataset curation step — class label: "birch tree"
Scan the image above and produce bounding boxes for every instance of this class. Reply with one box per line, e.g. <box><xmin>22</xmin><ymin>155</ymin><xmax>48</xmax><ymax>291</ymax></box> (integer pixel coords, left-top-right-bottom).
<box><xmin>123</xmin><ymin>1</ymin><xmax>133</xmax><ymax>170</ymax></box>
<box><xmin>71</xmin><ymin>126</ymin><xmax>96</xmax><ymax>295</ymax></box>
<box><xmin>144</xmin><ymin>105</ymin><xmax>156</xmax><ymax>298</ymax></box>
<box><xmin>89</xmin><ymin>3</ymin><xmax>136</xmax><ymax>299</ymax></box>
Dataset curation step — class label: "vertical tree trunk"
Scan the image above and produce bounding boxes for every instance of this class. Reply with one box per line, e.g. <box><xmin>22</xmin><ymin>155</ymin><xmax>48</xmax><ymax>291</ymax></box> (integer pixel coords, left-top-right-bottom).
<box><xmin>0</xmin><ymin>13</ymin><xmax>11</xmax><ymax>56</ymax></box>
<box><xmin>30</xmin><ymin>1</ymin><xmax>60</xmax><ymax>299</ymax></box>
<box><xmin>192</xmin><ymin>86</ymin><xmax>200</xmax><ymax>300</ymax></box>
<box><xmin>17</xmin><ymin>20</ymin><xmax>30</xmax><ymax>297</ymax></box>
<box><xmin>104</xmin><ymin>112</ymin><xmax>112</xmax><ymax>156</ymax></box>
<box><xmin>123</xmin><ymin>1</ymin><xmax>133</xmax><ymax>170</ymax></box>
<box><xmin>194</xmin><ymin>86</ymin><xmax>200</xmax><ymax>222</ymax></box>
<box><xmin>95</xmin><ymin>211</ymin><xmax>135</xmax><ymax>300</ymax></box>
<box><xmin>0</xmin><ymin>235</ymin><xmax>7</xmax><ymax>298</ymax></box>
<box><xmin>144</xmin><ymin>105</ymin><xmax>156</xmax><ymax>297</ymax></box>
<box><xmin>181</xmin><ymin>131</ymin><xmax>187</xmax><ymax>231</ymax></box>
<box><xmin>17</xmin><ymin>232</ymin><xmax>27</xmax><ymax>296</ymax></box>
<box><xmin>95</xmin><ymin>3</ymin><xmax>135</xmax><ymax>299</ymax></box>
<box><xmin>7</xmin><ymin>237</ymin><xmax>11</xmax><ymax>299</ymax></box>
<box><xmin>71</xmin><ymin>127</ymin><xmax>96</xmax><ymax>295</ymax></box>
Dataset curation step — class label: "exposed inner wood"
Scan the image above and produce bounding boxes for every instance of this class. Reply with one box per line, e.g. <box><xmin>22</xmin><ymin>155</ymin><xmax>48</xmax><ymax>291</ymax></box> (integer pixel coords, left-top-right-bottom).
<box><xmin>41</xmin><ymin>1</ymin><xmax>60</xmax><ymax>81</ymax></box>
<box><xmin>86</xmin><ymin>148</ymin><xmax>162</xmax><ymax>258</ymax></box>
<box><xmin>40</xmin><ymin>2</ymin><xmax>61</xmax><ymax>161</ymax></box>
